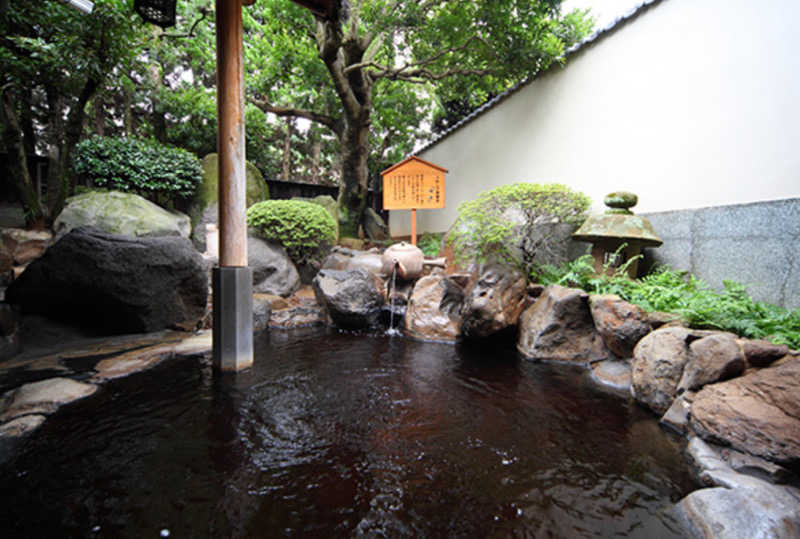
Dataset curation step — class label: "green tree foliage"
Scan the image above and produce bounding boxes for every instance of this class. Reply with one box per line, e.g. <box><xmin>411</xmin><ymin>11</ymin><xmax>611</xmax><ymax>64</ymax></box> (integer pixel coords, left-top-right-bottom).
<box><xmin>537</xmin><ymin>257</ymin><xmax>800</xmax><ymax>349</ymax></box>
<box><xmin>246</xmin><ymin>199</ymin><xmax>338</xmax><ymax>265</ymax></box>
<box><xmin>245</xmin><ymin>0</ymin><xmax>593</xmax><ymax>235</ymax></box>
<box><xmin>111</xmin><ymin>1</ymin><xmax>338</xmax><ymax>185</ymax></box>
<box><xmin>72</xmin><ymin>136</ymin><xmax>202</xmax><ymax>206</ymax></box>
<box><xmin>448</xmin><ymin>182</ymin><xmax>591</xmax><ymax>276</ymax></box>
<box><xmin>0</xmin><ymin>0</ymin><xmax>143</xmax><ymax>224</ymax></box>
<box><xmin>431</xmin><ymin>7</ymin><xmax>595</xmax><ymax>133</ymax></box>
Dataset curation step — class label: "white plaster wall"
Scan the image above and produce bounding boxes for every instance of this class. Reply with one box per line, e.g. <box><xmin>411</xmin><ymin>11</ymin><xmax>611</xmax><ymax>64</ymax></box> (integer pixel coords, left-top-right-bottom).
<box><xmin>391</xmin><ymin>0</ymin><xmax>800</xmax><ymax>236</ymax></box>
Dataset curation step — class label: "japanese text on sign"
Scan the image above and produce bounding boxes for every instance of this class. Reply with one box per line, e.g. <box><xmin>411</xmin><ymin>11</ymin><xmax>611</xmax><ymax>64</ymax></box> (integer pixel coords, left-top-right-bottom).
<box><xmin>382</xmin><ymin>157</ymin><xmax>446</xmax><ymax>210</ymax></box>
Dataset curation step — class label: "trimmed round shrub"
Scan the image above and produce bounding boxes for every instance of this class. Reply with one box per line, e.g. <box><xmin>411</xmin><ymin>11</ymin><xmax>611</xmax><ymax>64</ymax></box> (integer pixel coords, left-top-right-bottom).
<box><xmin>72</xmin><ymin>136</ymin><xmax>202</xmax><ymax>205</ymax></box>
<box><xmin>447</xmin><ymin>182</ymin><xmax>591</xmax><ymax>278</ymax></box>
<box><xmin>246</xmin><ymin>200</ymin><xmax>337</xmax><ymax>265</ymax></box>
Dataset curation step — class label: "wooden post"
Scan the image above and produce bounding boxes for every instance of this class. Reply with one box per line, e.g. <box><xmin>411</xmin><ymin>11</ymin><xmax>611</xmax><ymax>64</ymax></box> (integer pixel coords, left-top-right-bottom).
<box><xmin>217</xmin><ymin>0</ymin><xmax>247</xmax><ymax>268</ymax></box>
<box><xmin>213</xmin><ymin>0</ymin><xmax>253</xmax><ymax>372</ymax></box>
<box><xmin>410</xmin><ymin>208</ymin><xmax>417</xmax><ymax>245</ymax></box>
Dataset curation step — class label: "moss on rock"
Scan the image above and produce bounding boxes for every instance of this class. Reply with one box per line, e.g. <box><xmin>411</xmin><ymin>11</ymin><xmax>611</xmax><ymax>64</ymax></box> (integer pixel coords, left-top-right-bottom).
<box><xmin>53</xmin><ymin>190</ymin><xmax>191</xmax><ymax>240</ymax></box>
<box><xmin>196</xmin><ymin>153</ymin><xmax>269</xmax><ymax>210</ymax></box>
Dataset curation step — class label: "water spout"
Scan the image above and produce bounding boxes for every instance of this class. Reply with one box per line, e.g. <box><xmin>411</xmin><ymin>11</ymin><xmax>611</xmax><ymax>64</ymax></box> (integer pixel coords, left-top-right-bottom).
<box><xmin>386</xmin><ymin>260</ymin><xmax>402</xmax><ymax>336</ymax></box>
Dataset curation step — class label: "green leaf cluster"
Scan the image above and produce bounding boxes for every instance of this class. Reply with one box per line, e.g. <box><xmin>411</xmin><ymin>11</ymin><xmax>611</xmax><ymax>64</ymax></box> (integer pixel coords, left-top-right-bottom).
<box><xmin>448</xmin><ymin>182</ymin><xmax>591</xmax><ymax>273</ymax></box>
<box><xmin>246</xmin><ymin>200</ymin><xmax>337</xmax><ymax>264</ymax></box>
<box><xmin>72</xmin><ymin>136</ymin><xmax>202</xmax><ymax>203</ymax></box>
<box><xmin>417</xmin><ymin>232</ymin><xmax>444</xmax><ymax>258</ymax></box>
<box><xmin>536</xmin><ymin>257</ymin><xmax>800</xmax><ymax>349</ymax></box>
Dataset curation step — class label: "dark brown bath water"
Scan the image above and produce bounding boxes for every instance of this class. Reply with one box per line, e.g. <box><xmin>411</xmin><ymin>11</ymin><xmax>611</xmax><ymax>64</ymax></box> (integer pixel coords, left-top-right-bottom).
<box><xmin>0</xmin><ymin>329</ymin><xmax>695</xmax><ymax>538</ymax></box>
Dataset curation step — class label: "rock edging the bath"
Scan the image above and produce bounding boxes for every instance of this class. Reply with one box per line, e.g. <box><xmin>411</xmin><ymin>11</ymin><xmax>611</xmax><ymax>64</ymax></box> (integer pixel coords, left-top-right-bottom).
<box><xmin>6</xmin><ymin>227</ymin><xmax>209</xmax><ymax>334</ymax></box>
<box><xmin>674</xmin><ymin>437</ymin><xmax>800</xmax><ymax>539</ymax></box>
<box><xmin>312</xmin><ymin>269</ymin><xmax>384</xmax><ymax>330</ymax></box>
<box><xmin>517</xmin><ymin>284</ymin><xmax>609</xmax><ymax>363</ymax></box>
<box><xmin>405</xmin><ymin>274</ymin><xmax>463</xmax><ymax>343</ymax></box>
<box><xmin>0</xmin><ymin>329</ymin><xmax>213</xmax><ymax>463</ymax></box>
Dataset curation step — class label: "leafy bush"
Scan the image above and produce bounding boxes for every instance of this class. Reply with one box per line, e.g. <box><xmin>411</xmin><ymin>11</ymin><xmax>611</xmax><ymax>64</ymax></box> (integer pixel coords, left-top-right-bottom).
<box><xmin>535</xmin><ymin>256</ymin><xmax>800</xmax><ymax>349</ymax></box>
<box><xmin>447</xmin><ymin>182</ymin><xmax>590</xmax><ymax>276</ymax></box>
<box><xmin>417</xmin><ymin>232</ymin><xmax>443</xmax><ymax>258</ymax></box>
<box><xmin>246</xmin><ymin>200</ymin><xmax>337</xmax><ymax>264</ymax></box>
<box><xmin>72</xmin><ymin>136</ymin><xmax>202</xmax><ymax>205</ymax></box>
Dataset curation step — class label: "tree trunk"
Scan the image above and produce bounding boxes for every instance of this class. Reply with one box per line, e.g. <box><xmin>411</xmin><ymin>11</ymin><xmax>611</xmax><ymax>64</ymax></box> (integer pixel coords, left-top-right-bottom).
<box><xmin>149</xmin><ymin>64</ymin><xmax>166</xmax><ymax>143</ymax></box>
<box><xmin>0</xmin><ymin>87</ymin><xmax>46</xmax><ymax>227</ymax></box>
<box><xmin>94</xmin><ymin>95</ymin><xmax>105</xmax><ymax>136</ymax></box>
<box><xmin>311</xmin><ymin>139</ymin><xmax>321</xmax><ymax>184</ymax></box>
<box><xmin>122</xmin><ymin>85</ymin><xmax>135</xmax><ymax>135</ymax></box>
<box><xmin>45</xmin><ymin>76</ymin><xmax>100</xmax><ymax>218</ymax></box>
<box><xmin>281</xmin><ymin>117</ymin><xmax>292</xmax><ymax>181</ymax></box>
<box><xmin>338</xmin><ymin>117</ymin><xmax>370</xmax><ymax>237</ymax></box>
<box><xmin>20</xmin><ymin>89</ymin><xmax>36</xmax><ymax>158</ymax></box>
<box><xmin>44</xmin><ymin>90</ymin><xmax>65</xmax><ymax>215</ymax></box>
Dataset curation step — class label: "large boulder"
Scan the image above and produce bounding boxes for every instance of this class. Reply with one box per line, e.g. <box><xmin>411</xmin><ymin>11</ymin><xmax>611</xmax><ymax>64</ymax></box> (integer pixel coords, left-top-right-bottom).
<box><xmin>405</xmin><ymin>274</ymin><xmax>463</xmax><ymax>343</ymax></box>
<box><xmin>321</xmin><ymin>247</ymin><xmax>384</xmax><ymax>277</ymax></box>
<box><xmin>6</xmin><ymin>227</ymin><xmax>208</xmax><ymax>334</ymax></box>
<box><xmin>631</xmin><ymin>327</ymin><xmax>693</xmax><ymax>415</ymax></box>
<box><xmin>363</xmin><ymin>207</ymin><xmax>388</xmax><ymax>240</ymax></box>
<box><xmin>677</xmin><ymin>333</ymin><xmax>745</xmax><ymax>393</ymax></box>
<box><xmin>588</xmin><ymin>294</ymin><xmax>652</xmax><ymax>358</ymax></box>
<box><xmin>312</xmin><ymin>269</ymin><xmax>384</xmax><ymax>330</ymax></box>
<box><xmin>190</xmin><ymin>153</ymin><xmax>269</xmax><ymax>251</ymax></box>
<box><xmin>739</xmin><ymin>338</ymin><xmax>790</xmax><ymax>368</ymax></box>
<box><xmin>53</xmin><ymin>191</ymin><xmax>190</xmax><ymax>241</ymax></box>
<box><xmin>675</xmin><ymin>437</ymin><xmax>800</xmax><ymax>539</ymax></box>
<box><xmin>248</xmin><ymin>236</ymin><xmax>300</xmax><ymax>297</ymax></box>
<box><xmin>517</xmin><ymin>284</ymin><xmax>609</xmax><ymax>363</ymax></box>
<box><xmin>460</xmin><ymin>264</ymin><xmax>527</xmax><ymax>339</ymax></box>
<box><xmin>689</xmin><ymin>358</ymin><xmax>800</xmax><ymax>465</ymax></box>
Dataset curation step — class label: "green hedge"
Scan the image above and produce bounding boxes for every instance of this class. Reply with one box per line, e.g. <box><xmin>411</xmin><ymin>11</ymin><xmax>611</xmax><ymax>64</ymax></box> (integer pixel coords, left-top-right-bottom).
<box><xmin>246</xmin><ymin>200</ymin><xmax>337</xmax><ymax>264</ymax></box>
<box><xmin>72</xmin><ymin>136</ymin><xmax>202</xmax><ymax>203</ymax></box>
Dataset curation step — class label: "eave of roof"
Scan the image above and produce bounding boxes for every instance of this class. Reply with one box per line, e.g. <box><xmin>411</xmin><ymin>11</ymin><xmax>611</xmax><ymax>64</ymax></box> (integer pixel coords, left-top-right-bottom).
<box><xmin>381</xmin><ymin>155</ymin><xmax>449</xmax><ymax>176</ymax></box>
<box><xmin>415</xmin><ymin>0</ymin><xmax>665</xmax><ymax>156</ymax></box>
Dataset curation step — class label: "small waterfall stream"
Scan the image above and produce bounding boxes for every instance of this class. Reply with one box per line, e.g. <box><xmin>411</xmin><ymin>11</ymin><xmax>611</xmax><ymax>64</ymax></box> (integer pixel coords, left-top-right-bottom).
<box><xmin>386</xmin><ymin>262</ymin><xmax>401</xmax><ymax>336</ymax></box>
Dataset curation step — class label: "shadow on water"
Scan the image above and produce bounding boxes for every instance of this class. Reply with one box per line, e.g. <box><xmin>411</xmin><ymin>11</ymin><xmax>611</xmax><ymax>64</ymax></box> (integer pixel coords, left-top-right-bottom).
<box><xmin>0</xmin><ymin>328</ymin><xmax>695</xmax><ymax>538</ymax></box>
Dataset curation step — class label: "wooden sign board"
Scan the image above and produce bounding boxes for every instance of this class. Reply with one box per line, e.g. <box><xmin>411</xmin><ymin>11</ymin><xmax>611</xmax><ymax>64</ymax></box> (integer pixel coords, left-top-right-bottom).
<box><xmin>382</xmin><ymin>156</ymin><xmax>447</xmax><ymax>210</ymax></box>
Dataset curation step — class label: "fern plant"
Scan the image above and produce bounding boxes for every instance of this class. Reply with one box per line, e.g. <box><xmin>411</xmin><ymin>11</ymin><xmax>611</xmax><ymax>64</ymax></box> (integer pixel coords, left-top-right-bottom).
<box><xmin>535</xmin><ymin>257</ymin><xmax>800</xmax><ymax>349</ymax></box>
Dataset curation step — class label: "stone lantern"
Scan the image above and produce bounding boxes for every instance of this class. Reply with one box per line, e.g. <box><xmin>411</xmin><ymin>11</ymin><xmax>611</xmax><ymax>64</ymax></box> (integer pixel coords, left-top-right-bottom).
<box><xmin>572</xmin><ymin>192</ymin><xmax>662</xmax><ymax>278</ymax></box>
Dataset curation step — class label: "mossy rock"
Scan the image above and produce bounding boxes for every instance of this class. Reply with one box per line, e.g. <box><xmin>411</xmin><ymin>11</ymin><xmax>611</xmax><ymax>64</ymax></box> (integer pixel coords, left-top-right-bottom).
<box><xmin>53</xmin><ymin>190</ymin><xmax>191</xmax><ymax>240</ymax></box>
<box><xmin>195</xmin><ymin>153</ymin><xmax>269</xmax><ymax>210</ymax></box>
<box><xmin>190</xmin><ymin>153</ymin><xmax>270</xmax><ymax>251</ymax></box>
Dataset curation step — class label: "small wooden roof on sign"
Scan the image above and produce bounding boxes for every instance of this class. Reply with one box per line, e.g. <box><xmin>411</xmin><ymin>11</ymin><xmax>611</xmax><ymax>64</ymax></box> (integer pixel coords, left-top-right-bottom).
<box><xmin>381</xmin><ymin>156</ymin><xmax>448</xmax><ymax>176</ymax></box>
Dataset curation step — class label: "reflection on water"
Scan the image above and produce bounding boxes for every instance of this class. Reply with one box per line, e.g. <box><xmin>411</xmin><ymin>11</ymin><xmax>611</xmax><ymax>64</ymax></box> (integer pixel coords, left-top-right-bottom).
<box><xmin>0</xmin><ymin>328</ymin><xmax>695</xmax><ymax>538</ymax></box>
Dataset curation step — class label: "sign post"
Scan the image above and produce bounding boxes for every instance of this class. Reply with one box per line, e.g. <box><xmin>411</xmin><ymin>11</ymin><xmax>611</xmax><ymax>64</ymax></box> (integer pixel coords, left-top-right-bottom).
<box><xmin>381</xmin><ymin>157</ymin><xmax>447</xmax><ymax>245</ymax></box>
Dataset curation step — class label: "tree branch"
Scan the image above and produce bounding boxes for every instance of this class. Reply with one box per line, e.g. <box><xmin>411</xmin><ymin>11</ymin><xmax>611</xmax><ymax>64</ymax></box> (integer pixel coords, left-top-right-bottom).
<box><xmin>159</xmin><ymin>7</ymin><xmax>210</xmax><ymax>40</ymax></box>
<box><xmin>345</xmin><ymin>35</ymin><xmax>496</xmax><ymax>82</ymax></box>
<box><xmin>251</xmin><ymin>98</ymin><xmax>341</xmax><ymax>135</ymax></box>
